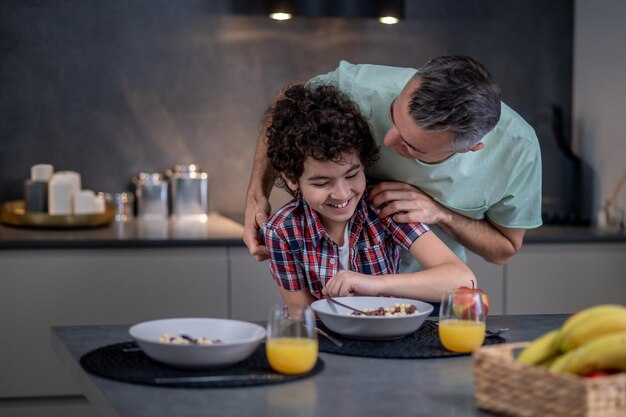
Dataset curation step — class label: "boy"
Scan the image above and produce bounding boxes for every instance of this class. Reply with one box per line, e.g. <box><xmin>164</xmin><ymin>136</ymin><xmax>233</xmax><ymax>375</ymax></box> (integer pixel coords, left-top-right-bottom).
<box><xmin>263</xmin><ymin>83</ymin><xmax>475</xmax><ymax>307</ymax></box>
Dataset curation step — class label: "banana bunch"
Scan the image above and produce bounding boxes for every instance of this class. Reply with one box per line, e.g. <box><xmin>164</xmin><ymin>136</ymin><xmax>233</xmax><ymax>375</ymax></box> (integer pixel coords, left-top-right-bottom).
<box><xmin>517</xmin><ymin>304</ymin><xmax>626</xmax><ymax>376</ymax></box>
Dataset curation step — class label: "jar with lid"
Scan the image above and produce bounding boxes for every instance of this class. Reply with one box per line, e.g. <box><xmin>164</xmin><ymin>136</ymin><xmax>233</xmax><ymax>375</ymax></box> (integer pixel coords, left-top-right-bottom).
<box><xmin>166</xmin><ymin>164</ymin><xmax>209</xmax><ymax>218</ymax></box>
<box><xmin>100</xmin><ymin>192</ymin><xmax>135</xmax><ymax>222</ymax></box>
<box><xmin>133</xmin><ymin>172</ymin><xmax>168</xmax><ymax>219</ymax></box>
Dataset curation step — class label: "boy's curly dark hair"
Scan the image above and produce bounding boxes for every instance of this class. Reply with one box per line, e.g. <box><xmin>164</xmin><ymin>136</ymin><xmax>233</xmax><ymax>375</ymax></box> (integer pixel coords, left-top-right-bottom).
<box><xmin>266</xmin><ymin>83</ymin><xmax>379</xmax><ymax>196</ymax></box>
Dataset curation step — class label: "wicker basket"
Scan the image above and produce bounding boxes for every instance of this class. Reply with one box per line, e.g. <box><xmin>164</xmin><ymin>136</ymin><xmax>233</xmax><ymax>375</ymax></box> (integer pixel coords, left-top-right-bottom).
<box><xmin>473</xmin><ymin>342</ymin><xmax>626</xmax><ymax>417</ymax></box>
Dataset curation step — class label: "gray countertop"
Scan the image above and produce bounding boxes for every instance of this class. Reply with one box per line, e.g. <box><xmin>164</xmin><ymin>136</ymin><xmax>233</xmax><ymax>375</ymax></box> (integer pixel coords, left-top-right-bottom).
<box><xmin>52</xmin><ymin>315</ymin><xmax>568</xmax><ymax>417</ymax></box>
<box><xmin>1</xmin><ymin>212</ymin><xmax>625</xmax><ymax>248</ymax></box>
<box><xmin>0</xmin><ymin>212</ymin><xmax>245</xmax><ymax>248</ymax></box>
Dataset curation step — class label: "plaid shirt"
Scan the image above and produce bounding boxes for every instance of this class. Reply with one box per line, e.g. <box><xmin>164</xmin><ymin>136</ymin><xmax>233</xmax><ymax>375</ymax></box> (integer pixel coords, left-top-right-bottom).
<box><xmin>263</xmin><ymin>196</ymin><xmax>430</xmax><ymax>300</ymax></box>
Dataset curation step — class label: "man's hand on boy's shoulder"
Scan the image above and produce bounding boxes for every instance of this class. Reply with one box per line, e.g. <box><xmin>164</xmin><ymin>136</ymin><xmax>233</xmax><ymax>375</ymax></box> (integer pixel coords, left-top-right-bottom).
<box><xmin>369</xmin><ymin>181</ymin><xmax>448</xmax><ymax>225</ymax></box>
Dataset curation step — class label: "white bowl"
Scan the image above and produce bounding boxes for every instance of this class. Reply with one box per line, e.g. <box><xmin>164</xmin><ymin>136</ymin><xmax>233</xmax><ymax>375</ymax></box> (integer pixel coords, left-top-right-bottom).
<box><xmin>311</xmin><ymin>297</ymin><xmax>433</xmax><ymax>340</ymax></box>
<box><xmin>129</xmin><ymin>318</ymin><xmax>266</xmax><ymax>368</ymax></box>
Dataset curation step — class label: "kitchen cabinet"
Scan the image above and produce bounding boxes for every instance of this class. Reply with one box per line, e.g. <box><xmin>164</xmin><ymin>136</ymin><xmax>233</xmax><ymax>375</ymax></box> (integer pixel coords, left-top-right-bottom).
<box><xmin>229</xmin><ymin>247</ymin><xmax>283</xmax><ymax>321</ymax></box>
<box><xmin>467</xmin><ymin>243</ymin><xmax>626</xmax><ymax>315</ymax></box>
<box><xmin>506</xmin><ymin>243</ymin><xmax>626</xmax><ymax>314</ymax></box>
<box><xmin>466</xmin><ymin>251</ymin><xmax>505</xmax><ymax>315</ymax></box>
<box><xmin>0</xmin><ymin>248</ymin><xmax>228</xmax><ymax>401</ymax></box>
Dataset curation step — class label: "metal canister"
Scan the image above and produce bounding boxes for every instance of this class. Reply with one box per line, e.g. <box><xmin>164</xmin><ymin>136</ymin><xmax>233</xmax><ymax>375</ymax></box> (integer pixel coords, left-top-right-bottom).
<box><xmin>133</xmin><ymin>172</ymin><xmax>168</xmax><ymax>219</ymax></box>
<box><xmin>167</xmin><ymin>164</ymin><xmax>209</xmax><ymax>218</ymax></box>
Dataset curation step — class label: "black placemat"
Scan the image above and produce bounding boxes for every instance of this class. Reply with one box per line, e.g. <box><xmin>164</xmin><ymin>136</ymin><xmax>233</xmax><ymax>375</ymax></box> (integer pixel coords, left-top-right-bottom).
<box><xmin>318</xmin><ymin>320</ymin><xmax>505</xmax><ymax>358</ymax></box>
<box><xmin>80</xmin><ymin>342</ymin><xmax>324</xmax><ymax>388</ymax></box>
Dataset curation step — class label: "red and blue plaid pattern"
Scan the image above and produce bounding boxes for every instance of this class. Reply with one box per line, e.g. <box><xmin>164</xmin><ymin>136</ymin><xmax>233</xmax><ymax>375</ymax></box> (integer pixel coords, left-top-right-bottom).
<box><xmin>263</xmin><ymin>196</ymin><xmax>429</xmax><ymax>299</ymax></box>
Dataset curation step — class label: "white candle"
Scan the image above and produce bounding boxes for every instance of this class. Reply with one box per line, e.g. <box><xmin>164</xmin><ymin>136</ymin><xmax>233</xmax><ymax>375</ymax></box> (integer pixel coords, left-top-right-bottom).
<box><xmin>54</xmin><ymin>171</ymin><xmax>81</xmax><ymax>196</ymax></box>
<box><xmin>31</xmin><ymin>164</ymin><xmax>54</xmax><ymax>182</ymax></box>
<box><xmin>48</xmin><ymin>175</ymin><xmax>72</xmax><ymax>215</ymax></box>
<box><xmin>93</xmin><ymin>194</ymin><xmax>106</xmax><ymax>214</ymax></box>
<box><xmin>74</xmin><ymin>190</ymin><xmax>96</xmax><ymax>214</ymax></box>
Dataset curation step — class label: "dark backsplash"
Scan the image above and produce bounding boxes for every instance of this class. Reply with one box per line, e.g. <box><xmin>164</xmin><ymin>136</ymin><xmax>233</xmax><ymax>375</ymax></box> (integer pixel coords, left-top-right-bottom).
<box><xmin>0</xmin><ymin>0</ymin><xmax>581</xmax><ymax>222</ymax></box>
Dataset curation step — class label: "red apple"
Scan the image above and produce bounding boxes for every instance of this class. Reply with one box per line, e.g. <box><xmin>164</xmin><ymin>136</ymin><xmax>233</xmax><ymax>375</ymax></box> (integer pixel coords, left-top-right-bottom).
<box><xmin>583</xmin><ymin>371</ymin><xmax>611</xmax><ymax>378</ymax></box>
<box><xmin>451</xmin><ymin>283</ymin><xmax>490</xmax><ymax>318</ymax></box>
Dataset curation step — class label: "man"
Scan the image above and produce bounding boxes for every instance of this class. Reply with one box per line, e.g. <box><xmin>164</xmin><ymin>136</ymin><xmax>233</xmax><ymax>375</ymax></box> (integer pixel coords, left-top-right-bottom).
<box><xmin>244</xmin><ymin>55</ymin><xmax>542</xmax><ymax>270</ymax></box>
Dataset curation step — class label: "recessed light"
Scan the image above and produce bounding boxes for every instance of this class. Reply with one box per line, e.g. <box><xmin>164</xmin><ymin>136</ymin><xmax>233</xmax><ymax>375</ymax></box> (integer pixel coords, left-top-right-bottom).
<box><xmin>269</xmin><ymin>12</ymin><xmax>292</xmax><ymax>21</ymax></box>
<box><xmin>378</xmin><ymin>16</ymin><xmax>400</xmax><ymax>25</ymax></box>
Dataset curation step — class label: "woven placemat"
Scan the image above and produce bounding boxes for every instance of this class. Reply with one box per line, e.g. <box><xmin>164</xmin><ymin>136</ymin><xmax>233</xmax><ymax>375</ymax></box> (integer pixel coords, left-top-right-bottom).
<box><xmin>318</xmin><ymin>320</ymin><xmax>505</xmax><ymax>358</ymax></box>
<box><xmin>80</xmin><ymin>342</ymin><xmax>324</xmax><ymax>388</ymax></box>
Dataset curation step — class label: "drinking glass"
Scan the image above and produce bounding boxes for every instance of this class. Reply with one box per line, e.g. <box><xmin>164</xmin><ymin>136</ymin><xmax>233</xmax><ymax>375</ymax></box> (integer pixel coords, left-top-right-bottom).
<box><xmin>438</xmin><ymin>289</ymin><xmax>486</xmax><ymax>353</ymax></box>
<box><xmin>266</xmin><ymin>304</ymin><xmax>318</xmax><ymax>375</ymax></box>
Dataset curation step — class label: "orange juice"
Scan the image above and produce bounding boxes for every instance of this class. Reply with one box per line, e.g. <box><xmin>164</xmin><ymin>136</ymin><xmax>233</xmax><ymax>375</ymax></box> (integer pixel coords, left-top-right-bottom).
<box><xmin>438</xmin><ymin>319</ymin><xmax>486</xmax><ymax>352</ymax></box>
<box><xmin>266</xmin><ymin>337</ymin><xmax>318</xmax><ymax>375</ymax></box>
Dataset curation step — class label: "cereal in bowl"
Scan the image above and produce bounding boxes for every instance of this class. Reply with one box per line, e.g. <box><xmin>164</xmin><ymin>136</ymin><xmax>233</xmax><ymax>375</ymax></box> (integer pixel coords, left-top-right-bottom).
<box><xmin>350</xmin><ymin>303</ymin><xmax>418</xmax><ymax>316</ymax></box>
<box><xmin>158</xmin><ymin>333</ymin><xmax>223</xmax><ymax>345</ymax></box>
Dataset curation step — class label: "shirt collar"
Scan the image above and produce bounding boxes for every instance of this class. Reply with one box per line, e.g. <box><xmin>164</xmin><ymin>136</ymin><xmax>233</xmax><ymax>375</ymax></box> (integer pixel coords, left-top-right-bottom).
<box><xmin>300</xmin><ymin>193</ymin><xmax>369</xmax><ymax>247</ymax></box>
<box><xmin>301</xmin><ymin>199</ymin><xmax>325</xmax><ymax>247</ymax></box>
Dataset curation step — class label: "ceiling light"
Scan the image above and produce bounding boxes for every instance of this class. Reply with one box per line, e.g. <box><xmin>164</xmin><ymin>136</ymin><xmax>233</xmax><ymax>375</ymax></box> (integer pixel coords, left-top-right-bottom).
<box><xmin>378</xmin><ymin>16</ymin><xmax>400</xmax><ymax>25</ymax></box>
<box><xmin>269</xmin><ymin>0</ymin><xmax>294</xmax><ymax>20</ymax></box>
<box><xmin>269</xmin><ymin>12</ymin><xmax>292</xmax><ymax>20</ymax></box>
<box><xmin>230</xmin><ymin>0</ymin><xmax>405</xmax><ymax>22</ymax></box>
<box><xmin>376</xmin><ymin>0</ymin><xmax>404</xmax><ymax>24</ymax></box>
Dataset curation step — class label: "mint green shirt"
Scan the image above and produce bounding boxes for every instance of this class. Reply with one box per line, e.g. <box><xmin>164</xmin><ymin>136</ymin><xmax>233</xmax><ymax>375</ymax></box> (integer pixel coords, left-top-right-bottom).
<box><xmin>311</xmin><ymin>61</ymin><xmax>542</xmax><ymax>270</ymax></box>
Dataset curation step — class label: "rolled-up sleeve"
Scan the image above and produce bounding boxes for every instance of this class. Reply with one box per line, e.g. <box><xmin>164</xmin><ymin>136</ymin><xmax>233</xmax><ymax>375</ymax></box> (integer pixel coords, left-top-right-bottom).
<box><xmin>265</xmin><ymin>226</ymin><xmax>306</xmax><ymax>291</ymax></box>
<box><xmin>377</xmin><ymin>210</ymin><xmax>430</xmax><ymax>251</ymax></box>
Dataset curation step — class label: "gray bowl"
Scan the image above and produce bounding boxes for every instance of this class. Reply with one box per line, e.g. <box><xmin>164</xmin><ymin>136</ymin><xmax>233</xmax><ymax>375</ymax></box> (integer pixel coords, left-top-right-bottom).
<box><xmin>129</xmin><ymin>318</ymin><xmax>266</xmax><ymax>368</ymax></box>
<box><xmin>311</xmin><ymin>296</ymin><xmax>433</xmax><ymax>340</ymax></box>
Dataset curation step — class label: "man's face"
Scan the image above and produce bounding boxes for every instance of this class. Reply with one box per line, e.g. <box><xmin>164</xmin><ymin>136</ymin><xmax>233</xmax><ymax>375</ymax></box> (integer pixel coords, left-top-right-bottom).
<box><xmin>383</xmin><ymin>78</ymin><xmax>456</xmax><ymax>164</ymax></box>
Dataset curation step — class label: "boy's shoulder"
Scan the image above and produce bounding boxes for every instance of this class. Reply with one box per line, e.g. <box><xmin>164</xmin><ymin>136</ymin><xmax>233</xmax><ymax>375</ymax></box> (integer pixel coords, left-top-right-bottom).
<box><xmin>264</xmin><ymin>198</ymin><xmax>306</xmax><ymax>233</ymax></box>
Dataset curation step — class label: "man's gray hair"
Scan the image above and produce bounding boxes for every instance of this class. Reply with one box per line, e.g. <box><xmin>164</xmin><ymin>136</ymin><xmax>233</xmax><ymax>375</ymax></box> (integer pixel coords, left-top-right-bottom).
<box><xmin>408</xmin><ymin>55</ymin><xmax>501</xmax><ymax>151</ymax></box>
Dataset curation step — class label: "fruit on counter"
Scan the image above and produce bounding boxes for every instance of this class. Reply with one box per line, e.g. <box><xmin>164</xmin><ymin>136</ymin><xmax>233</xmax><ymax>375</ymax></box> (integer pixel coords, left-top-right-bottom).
<box><xmin>582</xmin><ymin>370</ymin><xmax>621</xmax><ymax>378</ymax></box>
<box><xmin>557</xmin><ymin>304</ymin><xmax>626</xmax><ymax>351</ymax></box>
<box><xmin>538</xmin><ymin>355</ymin><xmax>559</xmax><ymax>369</ymax></box>
<box><xmin>516</xmin><ymin>303</ymin><xmax>626</xmax><ymax>376</ymax></box>
<box><xmin>548</xmin><ymin>331</ymin><xmax>626</xmax><ymax>375</ymax></box>
<box><xmin>558</xmin><ymin>304</ymin><xmax>625</xmax><ymax>336</ymax></box>
<box><xmin>452</xmin><ymin>282</ymin><xmax>490</xmax><ymax>317</ymax></box>
<box><xmin>517</xmin><ymin>329</ymin><xmax>560</xmax><ymax>366</ymax></box>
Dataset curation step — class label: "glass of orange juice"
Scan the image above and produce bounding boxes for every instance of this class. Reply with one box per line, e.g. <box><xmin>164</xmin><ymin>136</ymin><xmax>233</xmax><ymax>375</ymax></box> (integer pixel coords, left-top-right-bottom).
<box><xmin>438</xmin><ymin>289</ymin><xmax>486</xmax><ymax>353</ymax></box>
<box><xmin>266</xmin><ymin>304</ymin><xmax>318</xmax><ymax>375</ymax></box>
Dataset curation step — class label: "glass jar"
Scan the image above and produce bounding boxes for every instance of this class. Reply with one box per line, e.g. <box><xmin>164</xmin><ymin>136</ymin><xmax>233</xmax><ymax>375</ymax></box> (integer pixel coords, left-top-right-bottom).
<box><xmin>134</xmin><ymin>172</ymin><xmax>168</xmax><ymax>219</ymax></box>
<box><xmin>166</xmin><ymin>164</ymin><xmax>209</xmax><ymax>218</ymax></box>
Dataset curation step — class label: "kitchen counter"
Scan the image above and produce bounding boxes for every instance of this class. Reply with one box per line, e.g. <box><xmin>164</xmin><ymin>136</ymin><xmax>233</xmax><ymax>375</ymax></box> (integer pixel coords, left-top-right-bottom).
<box><xmin>0</xmin><ymin>213</ymin><xmax>624</xmax><ymax>248</ymax></box>
<box><xmin>0</xmin><ymin>212</ymin><xmax>244</xmax><ymax>248</ymax></box>
<box><xmin>51</xmin><ymin>315</ymin><xmax>568</xmax><ymax>417</ymax></box>
<box><xmin>524</xmin><ymin>224</ymin><xmax>626</xmax><ymax>243</ymax></box>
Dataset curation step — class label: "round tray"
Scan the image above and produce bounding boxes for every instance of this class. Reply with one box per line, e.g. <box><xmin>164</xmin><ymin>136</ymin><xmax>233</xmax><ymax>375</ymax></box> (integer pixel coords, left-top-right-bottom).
<box><xmin>0</xmin><ymin>200</ymin><xmax>115</xmax><ymax>229</ymax></box>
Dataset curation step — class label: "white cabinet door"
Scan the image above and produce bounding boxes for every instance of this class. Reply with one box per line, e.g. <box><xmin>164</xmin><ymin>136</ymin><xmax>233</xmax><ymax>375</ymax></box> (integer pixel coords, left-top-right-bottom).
<box><xmin>229</xmin><ymin>247</ymin><xmax>283</xmax><ymax>321</ymax></box>
<box><xmin>466</xmin><ymin>251</ymin><xmax>505</xmax><ymax>315</ymax></box>
<box><xmin>507</xmin><ymin>243</ymin><xmax>626</xmax><ymax>314</ymax></box>
<box><xmin>0</xmin><ymin>247</ymin><xmax>228</xmax><ymax>398</ymax></box>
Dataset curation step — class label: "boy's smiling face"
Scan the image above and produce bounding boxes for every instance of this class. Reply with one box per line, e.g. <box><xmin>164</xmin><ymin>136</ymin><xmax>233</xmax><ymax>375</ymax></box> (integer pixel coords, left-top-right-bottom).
<box><xmin>290</xmin><ymin>151</ymin><xmax>366</xmax><ymax>239</ymax></box>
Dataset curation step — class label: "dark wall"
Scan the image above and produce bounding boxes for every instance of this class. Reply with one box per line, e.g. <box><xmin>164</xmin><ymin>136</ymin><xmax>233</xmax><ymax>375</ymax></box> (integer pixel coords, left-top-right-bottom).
<box><xmin>0</xmin><ymin>0</ymin><xmax>574</xmax><ymax>219</ymax></box>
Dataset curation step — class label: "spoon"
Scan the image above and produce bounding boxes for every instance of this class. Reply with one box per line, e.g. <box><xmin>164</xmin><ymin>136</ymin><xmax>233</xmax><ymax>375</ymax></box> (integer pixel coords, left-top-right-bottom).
<box><xmin>316</xmin><ymin>327</ymin><xmax>344</xmax><ymax>347</ymax></box>
<box><xmin>324</xmin><ymin>295</ymin><xmax>368</xmax><ymax>316</ymax></box>
<box><xmin>485</xmin><ymin>328</ymin><xmax>509</xmax><ymax>338</ymax></box>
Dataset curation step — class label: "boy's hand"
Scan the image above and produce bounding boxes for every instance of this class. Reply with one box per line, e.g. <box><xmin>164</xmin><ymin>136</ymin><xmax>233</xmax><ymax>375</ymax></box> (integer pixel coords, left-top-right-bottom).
<box><xmin>322</xmin><ymin>270</ymin><xmax>382</xmax><ymax>297</ymax></box>
<box><xmin>243</xmin><ymin>196</ymin><xmax>271</xmax><ymax>261</ymax></box>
